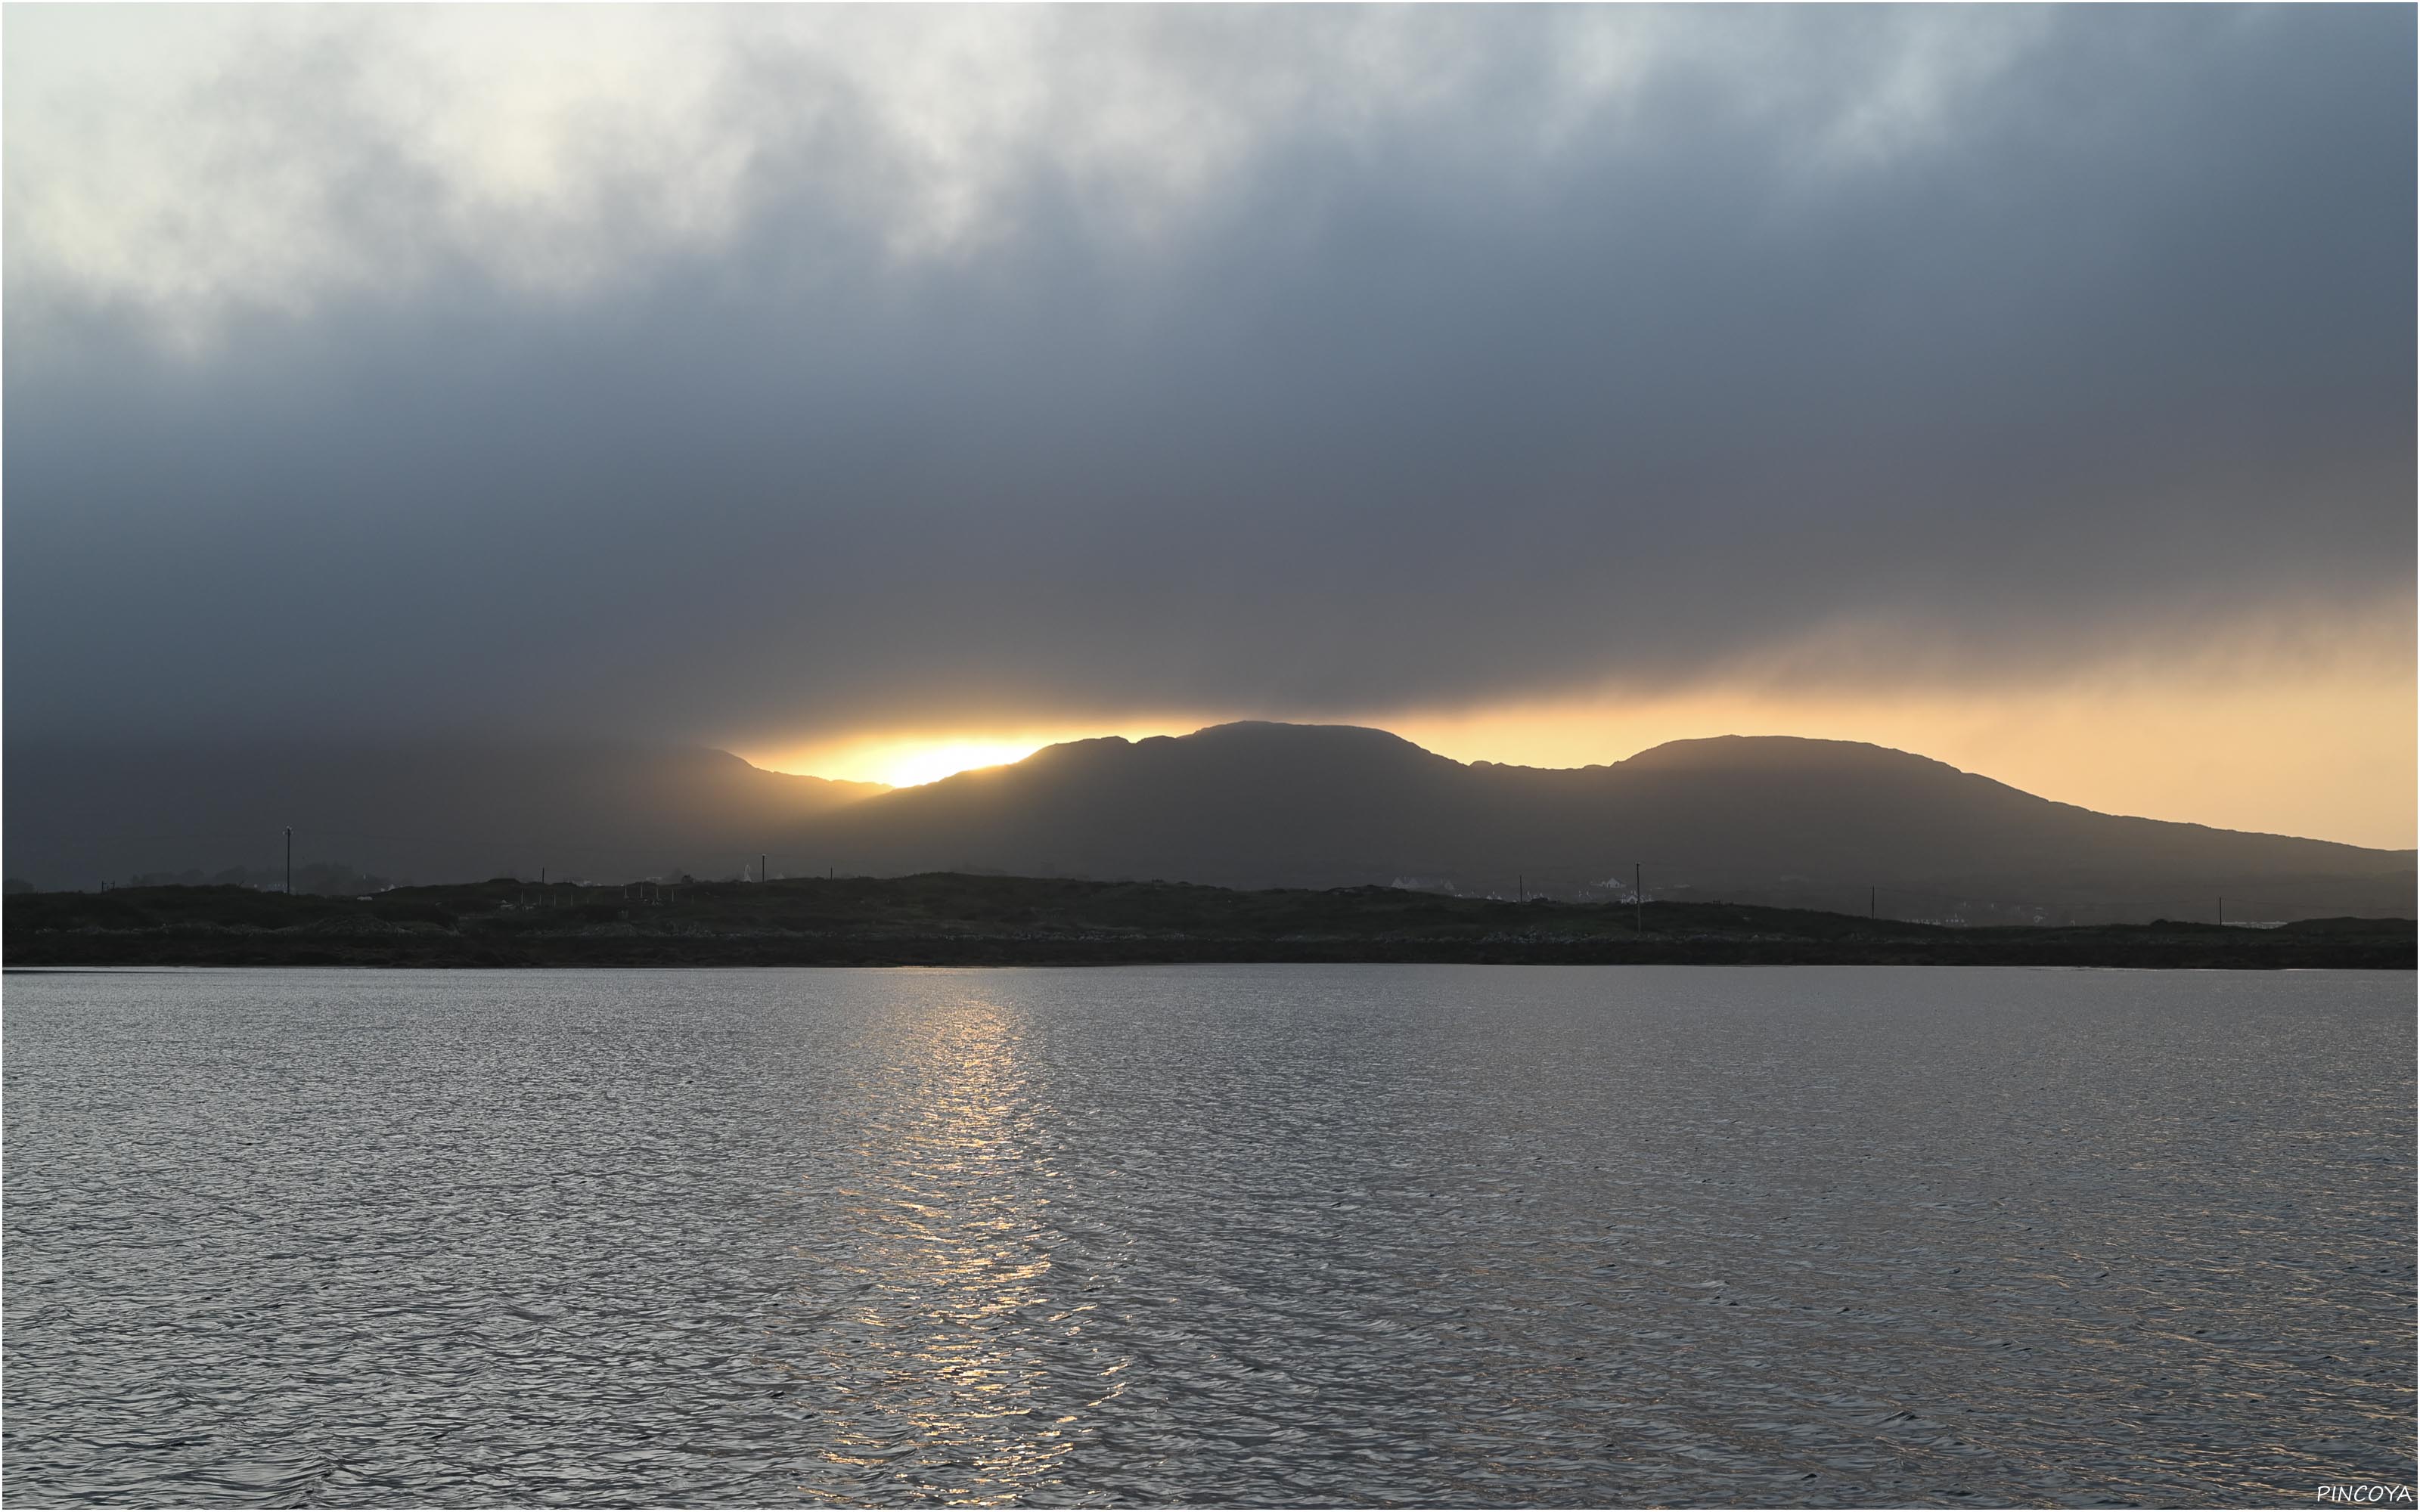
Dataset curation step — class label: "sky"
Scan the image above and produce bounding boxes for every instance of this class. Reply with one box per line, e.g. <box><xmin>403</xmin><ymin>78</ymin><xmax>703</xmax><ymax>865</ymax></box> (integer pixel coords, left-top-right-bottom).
<box><xmin>6</xmin><ymin>5</ymin><xmax>2413</xmax><ymax>846</ymax></box>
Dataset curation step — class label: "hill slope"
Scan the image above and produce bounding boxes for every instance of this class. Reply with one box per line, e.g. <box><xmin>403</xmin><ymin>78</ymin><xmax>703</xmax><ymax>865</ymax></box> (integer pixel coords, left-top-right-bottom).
<box><xmin>3</xmin><ymin>741</ymin><xmax>885</xmax><ymax>892</ymax></box>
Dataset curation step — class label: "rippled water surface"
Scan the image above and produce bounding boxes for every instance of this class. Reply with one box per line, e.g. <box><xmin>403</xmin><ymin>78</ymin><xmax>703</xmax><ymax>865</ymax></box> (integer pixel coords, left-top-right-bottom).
<box><xmin>5</xmin><ymin>967</ymin><xmax>2412</xmax><ymax>1507</ymax></box>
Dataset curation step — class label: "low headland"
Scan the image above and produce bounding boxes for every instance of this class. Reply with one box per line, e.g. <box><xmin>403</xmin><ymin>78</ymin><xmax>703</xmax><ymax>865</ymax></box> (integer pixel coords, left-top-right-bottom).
<box><xmin>6</xmin><ymin>874</ymin><xmax>2411</xmax><ymax>969</ymax></box>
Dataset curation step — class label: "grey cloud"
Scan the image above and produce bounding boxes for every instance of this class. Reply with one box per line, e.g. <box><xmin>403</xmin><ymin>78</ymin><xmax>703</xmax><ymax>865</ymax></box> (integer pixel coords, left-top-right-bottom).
<box><xmin>5</xmin><ymin>5</ymin><xmax>2411</xmax><ymax>751</ymax></box>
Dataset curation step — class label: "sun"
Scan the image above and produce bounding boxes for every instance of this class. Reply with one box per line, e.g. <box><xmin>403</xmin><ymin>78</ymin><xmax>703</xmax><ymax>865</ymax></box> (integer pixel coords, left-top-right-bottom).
<box><xmin>750</xmin><ymin>721</ymin><xmax>1199</xmax><ymax>789</ymax></box>
<box><xmin>864</xmin><ymin>737</ymin><xmax>1058</xmax><ymax>788</ymax></box>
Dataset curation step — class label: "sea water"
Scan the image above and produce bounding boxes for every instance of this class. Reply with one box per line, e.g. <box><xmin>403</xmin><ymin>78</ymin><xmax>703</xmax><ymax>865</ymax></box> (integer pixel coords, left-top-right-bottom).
<box><xmin>5</xmin><ymin>965</ymin><xmax>2410</xmax><ymax>1506</ymax></box>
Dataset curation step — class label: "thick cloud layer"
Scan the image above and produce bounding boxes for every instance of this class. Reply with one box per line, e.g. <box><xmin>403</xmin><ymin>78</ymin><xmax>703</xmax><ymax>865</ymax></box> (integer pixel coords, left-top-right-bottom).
<box><xmin>7</xmin><ymin>6</ymin><xmax>2412</xmax><ymax>751</ymax></box>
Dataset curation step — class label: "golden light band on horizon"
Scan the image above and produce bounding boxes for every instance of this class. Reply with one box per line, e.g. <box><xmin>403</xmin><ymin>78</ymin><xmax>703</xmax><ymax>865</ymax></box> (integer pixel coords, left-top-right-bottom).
<box><xmin>749</xmin><ymin>660</ymin><xmax>2416</xmax><ymax>851</ymax></box>
<box><xmin>763</xmin><ymin>723</ymin><xmax>1195</xmax><ymax>790</ymax></box>
<box><xmin>838</xmin><ymin>737</ymin><xmax>1065</xmax><ymax>789</ymax></box>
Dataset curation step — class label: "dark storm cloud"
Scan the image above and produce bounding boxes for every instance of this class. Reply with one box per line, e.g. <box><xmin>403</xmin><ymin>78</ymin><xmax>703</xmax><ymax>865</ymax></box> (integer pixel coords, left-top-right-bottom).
<box><xmin>6</xmin><ymin>5</ymin><xmax>2411</xmax><ymax>749</ymax></box>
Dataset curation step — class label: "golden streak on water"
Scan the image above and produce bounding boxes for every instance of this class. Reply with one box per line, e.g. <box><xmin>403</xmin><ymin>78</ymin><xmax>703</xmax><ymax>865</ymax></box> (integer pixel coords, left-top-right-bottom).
<box><xmin>802</xmin><ymin>994</ymin><xmax>1104</xmax><ymax>1504</ymax></box>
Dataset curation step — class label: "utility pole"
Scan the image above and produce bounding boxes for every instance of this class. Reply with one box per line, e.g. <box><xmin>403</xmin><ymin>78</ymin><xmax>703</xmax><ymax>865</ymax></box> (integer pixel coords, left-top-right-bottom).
<box><xmin>285</xmin><ymin>828</ymin><xmax>293</xmax><ymax>896</ymax></box>
<box><xmin>1518</xmin><ymin>872</ymin><xmax>1524</xmax><ymax>903</ymax></box>
<box><xmin>762</xmin><ymin>854</ymin><xmax>768</xmax><ymax>885</ymax></box>
<box><xmin>2217</xmin><ymin>897</ymin><xmax>2223</xmax><ymax>926</ymax></box>
<box><xmin>1634</xmin><ymin>862</ymin><xmax>1642</xmax><ymax>935</ymax></box>
<box><xmin>1870</xmin><ymin>886</ymin><xmax>1876</xmax><ymax>919</ymax></box>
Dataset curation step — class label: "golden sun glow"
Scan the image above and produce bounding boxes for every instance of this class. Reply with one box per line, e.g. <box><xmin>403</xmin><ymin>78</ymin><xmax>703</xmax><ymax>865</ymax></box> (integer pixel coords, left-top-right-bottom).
<box><xmin>864</xmin><ymin>738</ymin><xmax>1061</xmax><ymax>789</ymax></box>
<box><xmin>755</xmin><ymin>722</ymin><xmax>1192</xmax><ymax>789</ymax></box>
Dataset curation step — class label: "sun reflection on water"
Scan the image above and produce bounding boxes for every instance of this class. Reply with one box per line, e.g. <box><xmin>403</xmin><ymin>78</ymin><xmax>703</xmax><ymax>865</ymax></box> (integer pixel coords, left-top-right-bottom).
<box><xmin>777</xmin><ymin>992</ymin><xmax>1122</xmax><ymax>1504</ymax></box>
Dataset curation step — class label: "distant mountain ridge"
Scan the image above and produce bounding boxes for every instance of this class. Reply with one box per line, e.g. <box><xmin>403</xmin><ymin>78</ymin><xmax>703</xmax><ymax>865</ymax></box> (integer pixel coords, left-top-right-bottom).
<box><xmin>783</xmin><ymin>723</ymin><xmax>2412</xmax><ymax>923</ymax></box>
<box><xmin>7</xmin><ymin>722</ymin><xmax>2409</xmax><ymax>922</ymax></box>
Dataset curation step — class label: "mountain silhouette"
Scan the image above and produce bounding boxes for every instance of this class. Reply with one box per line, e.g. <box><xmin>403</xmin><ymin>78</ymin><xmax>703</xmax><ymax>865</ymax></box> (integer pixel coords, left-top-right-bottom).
<box><xmin>785</xmin><ymin>722</ymin><xmax>2412</xmax><ymax>923</ymax></box>
<box><xmin>7</xmin><ymin>722</ymin><xmax>2409</xmax><ymax>922</ymax></box>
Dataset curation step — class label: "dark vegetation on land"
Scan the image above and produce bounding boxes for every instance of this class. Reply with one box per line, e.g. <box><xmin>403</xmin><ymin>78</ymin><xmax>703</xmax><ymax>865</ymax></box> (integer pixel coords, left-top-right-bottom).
<box><xmin>7</xmin><ymin>874</ymin><xmax>2411</xmax><ymax>969</ymax></box>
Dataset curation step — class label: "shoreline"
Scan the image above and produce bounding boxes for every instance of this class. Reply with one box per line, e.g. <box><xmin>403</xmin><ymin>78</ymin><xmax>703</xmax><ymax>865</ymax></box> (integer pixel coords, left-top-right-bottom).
<box><xmin>9</xmin><ymin>875</ymin><xmax>2410</xmax><ymax>971</ymax></box>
